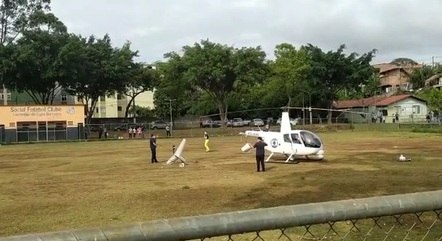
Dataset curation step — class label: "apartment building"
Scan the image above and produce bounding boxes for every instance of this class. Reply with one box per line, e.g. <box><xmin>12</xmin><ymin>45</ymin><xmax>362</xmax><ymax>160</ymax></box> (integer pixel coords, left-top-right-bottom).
<box><xmin>373</xmin><ymin>63</ymin><xmax>422</xmax><ymax>93</ymax></box>
<box><xmin>91</xmin><ymin>91</ymin><xmax>154</xmax><ymax>118</ymax></box>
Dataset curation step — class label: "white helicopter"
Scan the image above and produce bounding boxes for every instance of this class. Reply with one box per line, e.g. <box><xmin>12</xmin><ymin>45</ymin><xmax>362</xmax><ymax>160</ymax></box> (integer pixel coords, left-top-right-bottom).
<box><xmin>240</xmin><ymin>111</ymin><xmax>325</xmax><ymax>163</ymax></box>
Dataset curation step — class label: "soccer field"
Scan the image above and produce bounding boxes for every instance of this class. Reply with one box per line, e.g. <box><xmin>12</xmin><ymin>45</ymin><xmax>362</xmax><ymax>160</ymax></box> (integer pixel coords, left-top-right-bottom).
<box><xmin>0</xmin><ymin>130</ymin><xmax>441</xmax><ymax>236</ymax></box>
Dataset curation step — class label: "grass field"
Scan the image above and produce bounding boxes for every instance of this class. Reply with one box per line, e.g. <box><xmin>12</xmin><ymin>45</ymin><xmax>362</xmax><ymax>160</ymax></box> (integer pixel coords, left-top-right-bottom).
<box><xmin>0</xmin><ymin>130</ymin><xmax>441</xmax><ymax>237</ymax></box>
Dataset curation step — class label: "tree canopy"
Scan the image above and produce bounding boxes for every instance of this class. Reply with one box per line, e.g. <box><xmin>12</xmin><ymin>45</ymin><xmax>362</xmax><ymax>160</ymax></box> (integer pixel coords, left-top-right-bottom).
<box><xmin>390</xmin><ymin>57</ymin><xmax>418</xmax><ymax>66</ymax></box>
<box><xmin>58</xmin><ymin>34</ymin><xmax>138</xmax><ymax>123</ymax></box>
<box><xmin>1</xmin><ymin>0</ymin><xmax>51</xmax><ymax>45</ymax></box>
<box><xmin>5</xmin><ymin>0</ymin><xmax>436</xmax><ymax>124</ymax></box>
<box><xmin>1</xmin><ymin>11</ymin><xmax>67</xmax><ymax>104</ymax></box>
<box><xmin>164</xmin><ymin>40</ymin><xmax>268</xmax><ymax>123</ymax></box>
<box><xmin>303</xmin><ymin>44</ymin><xmax>376</xmax><ymax>123</ymax></box>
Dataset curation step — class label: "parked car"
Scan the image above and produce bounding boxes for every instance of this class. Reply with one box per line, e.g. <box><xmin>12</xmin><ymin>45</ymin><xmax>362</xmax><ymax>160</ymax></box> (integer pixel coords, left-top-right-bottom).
<box><xmin>232</xmin><ymin>118</ymin><xmax>244</xmax><ymax>127</ymax></box>
<box><xmin>252</xmin><ymin>118</ymin><xmax>264</xmax><ymax>127</ymax></box>
<box><xmin>276</xmin><ymin>117</ymin><xmax>300</xmax><ymax>126</ymax></box>
<box><xmin>226</xmin><ymin>118</ymin><xmax>244</xmax><ymax>127</ymax></box>
<box><xmin>243</xmin><ymin>119</ymin><xmax>251</xmax><ymax>126</ymax></box>
<box><xmin>113</xmin><ymin>124</ymin><xmax>128</xmax><ymax>131</ymax></box>
<box><xmin>200</xmin><ymin>119</ymin><xmax>221</xmax><ymax>128</ymax></box>
<box><xmin>150</xmin><ymin>120</ymin><xmax>168</xmax><ymax>129</ymax></box>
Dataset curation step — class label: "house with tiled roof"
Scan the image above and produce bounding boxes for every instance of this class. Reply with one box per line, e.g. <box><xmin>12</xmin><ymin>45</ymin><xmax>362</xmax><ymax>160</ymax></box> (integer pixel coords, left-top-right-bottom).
<box><xmin>373</xmin><ymin>63</ymin><xmax>422</xmax><ymax>93</ymax></box>
<box><xmin>424</xmin><ymin>74</ymin><xmax>442</xmax><ymax>90</ymax></box>
<box><xmin>334</xmin><ymin>94</ymin><xmax>428</xmax><ymax>123</ymax></box>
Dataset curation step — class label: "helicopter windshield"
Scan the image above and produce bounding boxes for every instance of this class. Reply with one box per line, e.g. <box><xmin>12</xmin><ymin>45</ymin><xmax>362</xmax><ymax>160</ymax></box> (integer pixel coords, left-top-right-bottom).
<box><xmin>300</xmin><ymin>131</ymin><xmax>322</xmax><ymax>148</ymax></box>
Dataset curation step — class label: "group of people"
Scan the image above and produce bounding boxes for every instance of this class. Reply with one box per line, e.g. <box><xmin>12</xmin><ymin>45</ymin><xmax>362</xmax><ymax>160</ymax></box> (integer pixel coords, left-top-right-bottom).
<box><xmin>128</xmin><ymin>126</ymin><xmax>144</xmax><ymax>139</ymax></box>
<box><xmin>148</xmin><ymin>130</ymin><xmax>267</xmax><ymax>172</ymax></box>
<box><xmin>148</xmin><ymin>131</ymin><xmax>210</xmax><ymax>163</ymax></box>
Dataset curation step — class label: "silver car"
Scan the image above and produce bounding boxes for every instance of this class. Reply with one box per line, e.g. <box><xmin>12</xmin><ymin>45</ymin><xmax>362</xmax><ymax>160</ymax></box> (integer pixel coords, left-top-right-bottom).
<box><xmin>252</xmin><ymin>118</ymin><xmax>264</xmax><ymax>127</ymax></box>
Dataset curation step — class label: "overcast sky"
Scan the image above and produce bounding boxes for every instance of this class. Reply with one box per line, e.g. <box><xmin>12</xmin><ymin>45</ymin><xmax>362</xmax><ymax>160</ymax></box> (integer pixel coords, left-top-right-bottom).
<box><xmin>51</xmin><ymin>0</ymin><xmax>442</xmax><ymax>65</ymax></box>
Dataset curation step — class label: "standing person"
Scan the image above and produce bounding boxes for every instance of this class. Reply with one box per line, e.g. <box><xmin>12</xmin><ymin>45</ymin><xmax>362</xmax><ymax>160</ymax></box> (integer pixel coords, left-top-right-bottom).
<box><xmin>204</xmin><ymin>131</ymin><xmax>210</xmax><ymax>152</ymax></box>
<box><xmin>165</xmin><ymin>125</ymin><xmax>171</xmax><ymax>137</ymax></box>
<box><xmin>150</xmin><ymin>134</ymin><xmax>158</xmax><ymax>163</ymax></box>
<box><xmin>137</xmin><ymin>126</ymin><xmax>142</xmax><ymax>138</ymax></box>
<box><xmin>98</xmin><ymin>126</ymin><xmax>103</xmax><ymax>139</ymax></box>
<box><xmin>253</xmin><ymin>137</ymin><xmax>268</xmax><ymax>172</ymax></box>
<box><xmin>128</xmin><ymin>127</ymin><xmax>133</xmax><ymax>139</ymax></box>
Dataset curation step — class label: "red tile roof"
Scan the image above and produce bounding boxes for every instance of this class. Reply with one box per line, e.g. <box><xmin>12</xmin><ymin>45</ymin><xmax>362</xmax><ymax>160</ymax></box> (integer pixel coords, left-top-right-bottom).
<box><xmin>334</xmin><ymin>94</ymin><xmax>426</xmax><ymax>109</ymax></box>
<box><xmin>373</xmin><ymin>63</ymin><xmax>422</xmax><ymax>75</ymax></box>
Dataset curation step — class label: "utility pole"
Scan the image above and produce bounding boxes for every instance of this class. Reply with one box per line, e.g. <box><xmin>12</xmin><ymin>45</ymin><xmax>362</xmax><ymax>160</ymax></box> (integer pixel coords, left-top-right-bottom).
<box><xmin>302</xmin><ymin>95</ymin><xmax>305</xmax><ymax>125</ymax></box>
<box><xmin>168</xmin><ymin>99</ymin><xmax>176</xmax><ymax>132</ymax></box>
<box><xmin>300</xmin><ymin>90</ymin><xmax>312</xmax><ymax>125</ymax></box>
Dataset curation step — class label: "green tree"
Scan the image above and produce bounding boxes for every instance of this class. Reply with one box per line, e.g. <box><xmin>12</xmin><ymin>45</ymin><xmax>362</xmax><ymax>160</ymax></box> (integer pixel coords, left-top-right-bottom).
<box><xmin>268</xmin><ymin>43</ymin><xmax>310</xmax><ymax>107</ymax></box>
<box><xmin>128</xmin><ymin>105</ymin><xmax>155</xmax><ymax>121</ymax></box>
<box><xmin>304</xmin><ymin>44</ymin><xmax>376</xmax><ymax>123</ymax></box>
<box><xmin>58</xmin><ymin>34</ymin><xmax>137</xmax><ymax>124</ymax></box>
<box><xmin>152</xmin><ymin>56</ymin><xmax>198</xmax><ymax>120</ymax></box>
<box><xmin>390</xmin><ymin>57</ymin><xmax>418</xmax><ymax>66</ymax></box>
<box><xmin>338</xmin><ymin>73</ymin><xmax>381</xmax><ymax>99</ymax></box>
<box><xmin>409</xmin><ymin>65</ymin><xmax>442</xmax><ymax>90</ymax></box>
<box><xmin>2</xmin><ymin>12</ymin><xmax>68</xmax><ymax>104</ymax></box>
<box><xmin>417</xmin><ymin>88</ymin><xmax>442</xmax><ymax>113</ymax></box>
<box><xmin>178</xmin><ymin>40</ymin><xmax>268</xmax><ymax>123</ymax></box>
<box><xmin>1</xmin><ymin>0</ymin><xmax>51</xmax><ymax>45</ymax></box>
<box><xmin>122</xmin><ymin>63</ymin><xmax>158</xmax><ymax>118</ymax></box>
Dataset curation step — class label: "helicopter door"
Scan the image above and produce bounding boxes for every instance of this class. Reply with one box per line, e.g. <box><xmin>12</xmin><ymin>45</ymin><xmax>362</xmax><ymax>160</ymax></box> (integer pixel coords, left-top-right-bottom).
<box><xmin>283</xmin><ymin>134</ymin><xmax>296</xmax><ymax>154</ymax></box>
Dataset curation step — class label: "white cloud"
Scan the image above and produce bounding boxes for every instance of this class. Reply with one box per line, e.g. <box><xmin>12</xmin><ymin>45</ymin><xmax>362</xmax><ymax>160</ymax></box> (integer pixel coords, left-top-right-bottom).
<box><xmin>51</xmin><ymin>0</ymin><xmax>442</xmax><ymax>65</ymax></box>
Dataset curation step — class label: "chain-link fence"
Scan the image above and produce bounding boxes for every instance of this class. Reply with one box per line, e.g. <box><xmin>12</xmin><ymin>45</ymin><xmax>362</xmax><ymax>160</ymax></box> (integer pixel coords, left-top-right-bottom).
<box><xmin>1</xmin><ymin>190</ymin><xmax>441</xmax><ymax>241</ymax></box>
<box><xmin>0</xmin><ymin>125</ymin><xmax>4</xmax><ymax>144</ymax></box>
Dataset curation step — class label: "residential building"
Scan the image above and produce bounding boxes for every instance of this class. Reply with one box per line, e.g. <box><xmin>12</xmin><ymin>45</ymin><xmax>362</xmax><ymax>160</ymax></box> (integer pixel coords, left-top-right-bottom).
<box><xmin>424</xmin><ymin>74</ymin><xmax>442</xmax><ymax>90</ymax></box>
<box><xmin>2</xmin><ymin>87</ymin><xmax>82</xmax><ymax>106</ymax></box>
<box><xmin>0</xmin><ymin>87</ymin><xmax>11</xmax><ymax>105</ymax></box>
<box><xmin>334</xmin><ymin>94</ymin><xmax>428</xmax><ymax>123</ymax></box>
<box><xmin>2</xmin><ymin>87</ymin><xmax>154</xmax><ymax>118</ymax></box>
<box><xmin>373</xmin><ymin>63</ymin><xmax>422</xmax><ymax>93</ymax></box>
<box><xmin>91</xmin><ymin>91</ymin><xmax>154</xmax><ymax>118</ymax></box>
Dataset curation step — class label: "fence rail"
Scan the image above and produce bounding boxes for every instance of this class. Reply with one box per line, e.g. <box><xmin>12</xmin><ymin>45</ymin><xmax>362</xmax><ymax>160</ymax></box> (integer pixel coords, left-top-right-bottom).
<box><xmin>1</xmin><ymin>190</ymin><xmax>441</xmax><ymax>241</ymax></box>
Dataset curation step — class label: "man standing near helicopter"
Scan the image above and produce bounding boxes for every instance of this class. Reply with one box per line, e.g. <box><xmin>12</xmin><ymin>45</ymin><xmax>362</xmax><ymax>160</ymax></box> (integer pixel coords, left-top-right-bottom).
<box><xmin>253</xmin><ymin>137</ymin><xmax>267</xmax><ymax>172</ymax></box>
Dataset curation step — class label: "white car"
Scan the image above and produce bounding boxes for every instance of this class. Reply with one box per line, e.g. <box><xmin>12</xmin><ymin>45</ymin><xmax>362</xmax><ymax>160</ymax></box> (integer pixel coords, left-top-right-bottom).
<box><xmin>252</xmin><ymin>118</ymin><xmax>264</xmax><ymax>127</ymax></box>
<box><xmin>276</xmin><ymin>117</ymin><xmax>299</xmax><ymax>126</ymax></box>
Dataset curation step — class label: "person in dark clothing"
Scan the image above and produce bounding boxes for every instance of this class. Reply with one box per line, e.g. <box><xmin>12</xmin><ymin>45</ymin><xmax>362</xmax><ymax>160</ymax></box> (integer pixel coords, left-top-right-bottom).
<box><xmin>150</xmin><ymin>134</ymin><xmax>158</xmax><ymax>163</ymax></box>
<box><xmin>165</xmin><ymin>125</ymin><xmax>171</xmax><ymax>137</ymax></box>
<box><xmin>253</xmin><ymin>137</ymin><xmax>268</xmax><ymax>172</ymax></box>
<box><xmin>98</xmin><ymin>126</ymin><xmax>103</xmax><ymax>139</ymax></box>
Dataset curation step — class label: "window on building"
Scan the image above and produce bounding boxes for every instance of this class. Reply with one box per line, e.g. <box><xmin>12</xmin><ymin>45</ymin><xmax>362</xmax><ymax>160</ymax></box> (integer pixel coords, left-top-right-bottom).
<box><xmin>61</xmin><ymin>95</ymin><xmax>67</xmax><ymax>101</ymax></box>
<box><xmin>96</xmin><ymin>107</ymin><xmax>99</xmax><ymax>113</ymax></box>
<box><xmin>412</xmin><ymin>105</ymin><xmax>420</xmax><ymax>114</ymax></box>
<box><xmin>117</xmin><ymin>94</ymin><xmax>123</xmax><ymax>99</ymax></box>
<box><xmin>117</xmin><ymin>106</ymin><xmax>122</xmax><ymax>111</ymax></box>
<box><xmin>100</xmin><ymin>95</ymin><xmax>106</xmax><ymax>101</ymax></box>
<box><xmin>17</xmin><ymin>121</ymin><xmax>38</xmax><ymax>142</ymax></box>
